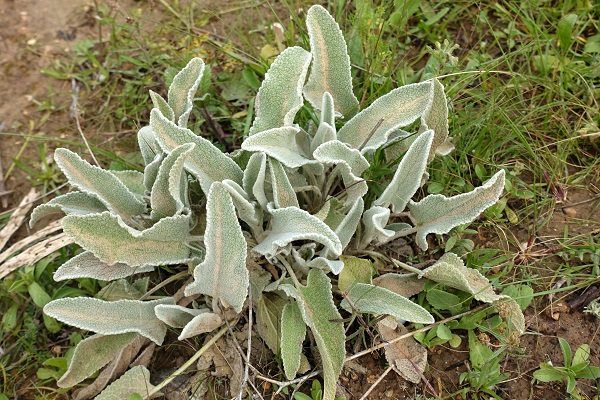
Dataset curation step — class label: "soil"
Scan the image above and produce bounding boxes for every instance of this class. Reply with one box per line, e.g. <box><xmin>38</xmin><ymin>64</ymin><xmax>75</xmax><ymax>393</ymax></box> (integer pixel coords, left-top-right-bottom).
<box><xmin>1</xmin><ymin>1</ymin><xmax>599</xmax><ymax>400</ymax></box>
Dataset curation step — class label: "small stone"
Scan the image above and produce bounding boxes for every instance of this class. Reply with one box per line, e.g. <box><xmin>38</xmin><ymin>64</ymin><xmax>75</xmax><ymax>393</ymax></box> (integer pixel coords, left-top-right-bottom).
<box><xmin>562</xmin><ymin>207</ymin><xmax>577</xmax><ymax>217</ymax></box>
<box><xmin>385</xmin><ymin>389</ymin><xmax>394</xmax><ymax>397</ymax></box>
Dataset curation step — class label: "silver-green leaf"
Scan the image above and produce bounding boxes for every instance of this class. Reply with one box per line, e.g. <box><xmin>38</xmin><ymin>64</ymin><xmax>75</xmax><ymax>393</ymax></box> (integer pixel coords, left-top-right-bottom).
<box><xmin>304</xmin><ymin>5</ymin><xmax>359</xmax><ymax>118</ymax></box>
<box><xmin>294</xmin><ymin>269</ymin><xmax>345</xmax><ymax>400</ymax></box>
<box><xmin>269</xmin><ymin>157</ymin><xmax>299</xmax><ymax>209</ymax></box>
<box><xmin>374</xmin><ymin>129</ymin><xmax>434</xmax><ymax>212</ymax></box>
<box><xmin>44</xmin><ymin>297</ymin><xmax>174</xmax><ymax>345</ymax></box>
<box><xmin>241</xmin><ymin>126</ymin><xmax>318</xmax><ymax>169</ymax></box>
<box><xmin>167</xmin><ymin>57</ymin><xmax>205</xmax><ymax>127</ymax></box>
<box><xmin>54</xmin><ymin>148</ymin><xmax>146</xmax><ymax>222</ymax></box>
<box><xmin>150</xmin><ymin>143</ymin><xmax>194</xmax><ymax>219</ymax></box>
<box><xmin>54</xmin><ymin>251</ymin><xmax>153</xmax><ymax>281</ymax></box>
<box><xmin>253</xmin><ymin>206</ymin><xmax>342</xmax><ymax>258</ymax></box>
<box><xmin>62</xmin><ymin>212</ymin><xmax>193</xmax><ymax>267</ymax></box>
<box><xmin>249</xmin><ymin>46</ymin><xmax>312</xmax><ymax>136</ymax></box>
<box><xmin>408</xmin><ymin>170</ymin><xmax>505</xmax><ymax>250</ymax></box>
<box><xmin>243</xmin><ymin>152</ymin><xmax>268</xmax><ymax>208</ymax></box>
<box><xmin>341</xmin><ymin>283</ymin><xmax>434</xmax><ymax>324</ymax></box>
<box><xmin>281</xmin><ymin>301</ymin><xmax>307</xmax><ymax>380</ymax></box>
<box><xmin>337</xmin><ymin>81</ymin><xmax>432</xmax><ymax>153</ymax></box>
<box><xmin>30</xmin><ymin>192</ymin><xmax>107</xmax><ymax>228</ymax></box>
<box><xmin>150</xmin><ymin>108</ymin><xmax>243</xmax><ymax>193</ymax></box>
<box><xmin>184</xmin><ymin>182</ymin><xmax>248</xmax><ymax>313</ymax></box>
<box><xmin>179</xmin><ymin>312</ymin><xmax>223</xmax><ymax>340</ymax></box>
<box><xmin>57</xmin><ymin>332</ymin><xmax>139</xmax><ymax>388</ymax></box>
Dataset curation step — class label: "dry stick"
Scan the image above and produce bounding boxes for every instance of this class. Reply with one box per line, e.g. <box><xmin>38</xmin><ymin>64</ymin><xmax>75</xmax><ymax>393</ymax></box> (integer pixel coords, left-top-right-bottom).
<box><xmin>237</xmin><ymin>287</ymin><xmax>253</xmax><ymax>400</ymax></box>
<box><xmin>148</xmin><ymin>324</ymin><xmax>231</xmax><ymax>396</ymax></box>
<box><xmin>70</xmin><ymin>79</ymin><xmax>99</xmax><ymax>167</ymax></box>
<box><xmin>358</xmin><ymin>365</ymin><xmax>393</xmax><ymax>400</ymax></box>
<box><xmin>0</xmin><ymin>152</ymin><xmax>8</xmax><ymax>208</ymax></box>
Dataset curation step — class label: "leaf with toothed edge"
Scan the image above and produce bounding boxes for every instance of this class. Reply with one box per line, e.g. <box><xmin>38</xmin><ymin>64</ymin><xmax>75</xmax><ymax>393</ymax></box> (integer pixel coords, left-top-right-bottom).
<box><xmin>149</xmin><ymin>90</ymin><xmax>174</xmax><ymax>122</ymax></box>
<box><xmin>304</xmin><ymin>5</ymin><xmax>359</xmax><ymax>118</ymax></box>
<box><xmin>44</xmin><ymin>297</ymin><xmax>174</xmax><ymax>345</ymax></box>
<box><xmin>408</xmin><ymin>170</ymin><xmax>506</xmax><ymax>250</ymax></box>
<box><xmin>221</xmin><ymin>179</ymin><xmax>260</xmax><ymax>227</ymax></box>
<box><xmin>62</xmin><ymin>212</ymin><xmax>193</xmax><ymax>267</ymax></box>
<box><xmin>249</xmin><ymin>46</ymin><xmax>312</xmax><ymax>136</ymax></box>
<box><xmin>184</xmin><ymin>182</ymin><xmax>249</xmax><ymax>313</ymax></box>
<box><xmin>54</xmin><ymin>251</ymin><xmax>154</xmax><ymax>281</ymax></box>
<box><xmin>111</xmin><ymin>170</ymin><xmax>146</xmax><ymax>199</ymax></box>
<box><xmin>150</xmin><ymin>108</ymin><xmax>243</xmax><ymax>194</ymax></box>
<box><xmin>54</xmin><ymin>148</ymin><xmax>146</xmax><ymax>221</ymax></box>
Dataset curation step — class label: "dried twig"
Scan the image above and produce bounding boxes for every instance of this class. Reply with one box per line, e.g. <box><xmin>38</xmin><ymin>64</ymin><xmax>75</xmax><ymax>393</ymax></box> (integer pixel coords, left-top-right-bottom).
<box><xmin>0</xmin><ymin>188</ymin><xmax>37</xmax><ymax>250</ymax></box>
<box><xmin>358</xmin><ymin>365</ymin><xmax>393</xmax><ymax>400</ymax></box>
<box><xmin>71</xmin><ymin>79</ymin><xmax>99</xmax><ymax>167</ymax></box>
<box><xmin>0</xmin><ymin>233</ymin><xmax>72</xmax><ymax>279</ymax></box>
<box><xmin>0</xmin><ymin>220</ymin><xmax>62</xmax><ymax>265</ymax></box>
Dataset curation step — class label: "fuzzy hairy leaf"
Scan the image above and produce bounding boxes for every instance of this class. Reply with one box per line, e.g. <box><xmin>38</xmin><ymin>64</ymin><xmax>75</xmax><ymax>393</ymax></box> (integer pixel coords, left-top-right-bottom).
<box><xmin>242</xmin><ymin>126</ymin><xmax>318</xmax><ymax>169</ymax></box>
<box><xmin>184</xmin><ymin>182</ymin><xmax>248</xmax><ymax>313</ymax></box>
<box><xmin>111</xmin><ymin>170</ymin><xmax>146</xmax><ymax>199</ymax></box>
<box><xmin>54</xmin><ymin>251</ymin><xmax>153</xmax><ymax>282</ymax></box>
<box><xmin>281</xmin><ymin>301</ymin><xmax>307</xmax><ymax>380</ymax></box>
<box><xmin>420</xmin><ymin>79</ymin><xmax>449</xmax><ymax>159</ymax></box>
<box><xmin>338</xmin><ymin>256</ymin><xmax>373</xmax><ymax>292</ymax></box>
<box><xmin>168</xmin><ymin>57</ymin><xmax>205</xmax><ymax>127</ymax></box>
<box><xmin>243</xmin><ymin>152</ymin><xmax>268</xmax><ymax>208</ymax></box>
<box><xmin>294</xmin><ymin>269</ymin><xmax>345</xmax><ymax>400</ymax></box>
<box><xmin>150</xmin><ymin>143</ymin><xmax>194</xmax><ymax>219</ymax></box>
<box><xmin>359</xmin><ymin>206</ymin><xmax>394</xmax><ymax>248</ymax></box>
<box><xmin>95</xmin><ymin>365</ymin><xmax>155</xmax><ymax>400</ymax></box>
<box><xmin>154</xmin><ymin>304</ymin><xmax>207</xmax><ymax>328</ymax></box>
<box><xmin>138</xmin><ymin>126</ymin><xmax>161</xmax><ymax>166</ymax></box>
<box><xmin>253</xmin><ymin>206</ymin><xmax>342</xmax><ymax>258</ymax></box>
<box><xmin>341</xmin><ymin>283</ymin><xmax>434</xmax><ymax>324</ymax></box>
<box><xmin>150</xmin><ymin>109</ymin><xmax>243</xmax><ymax>193</ymax></box>
<box><xmin>374</xmin><ymin>130</ymin><xmax>433</xmax><ymax>212</ymax></box>
<box><xmin>221</xmin><ymin>179</ymin><xmax>260</xmax><ymax>227</ymax></box>
<box><xmin>332</xmin><ymin>198</ymin><xmax>364</xmax><ymax>252</ymax></box>
<box><xmin>179</xmin><ymin>312</ymin><xmax>223</xmax><ymax>340</ymax></box>
<box><xmin>420</xmin><ymin>253</ymin><xmax>524</xmax><ymax>333</ymax></box>
<box><xmin>255</xmin><ymin>293</ymin><xmax>287</xmax><ymax>354</ymax></box>
<box><xmin>62</xmin><ymin>212</ymin><xmax>193</xmax><ymax>267</ymax></box>
<box><xmin>44</xmin><ymin>297</ymin><xmax>174</xmax><ymax>345</ymax></box>
<box><xmin>249</xmin><ymin>46</ymin><xmax>312</xmax><ymax>136</ymax></box>
<box><xmin>304</xmin><ymin>5</ymin><xmax>359</xmax><ymax>118</ymax></box>
<box><xmin>57</xmin><ymin>332</ymin><xmax>139</xmax><ymax>387</ymax></box>
<box><xmin>143</xmin><ymin>153</ymin><xmax>163</xmax><ymax>192</ymax></box>
<box><xmin>54</xmin><ymin>149</ymin><xmax>146</xmax><ymax>221</ymax></box>
<box><xmin>269</xmin><ymin>158</ymin><xmax>299</xmax><ymax>208</ymax></box>
<box><xmin>313</xmin><ymin>140</ymin><xmax>370</xmax><ymax>203</ymax></box>
<box><xmin>408</xmin><ymin>170</ymin><xmax>505</xmax><ymax>250</ymax></box>
<box><xmin>337</xmin><ymin>81</ymin><xmax>432</xmax><ymax>152</ymax></box>
<box><xmin>30</xmin><ymin>192</ymin><xmax>107</xmax><ymax>228</ymax></box>
<box><xmin>149</xmin><ymin>90</ymin><xmax>174</xmax><ymax>122</ymax></box>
